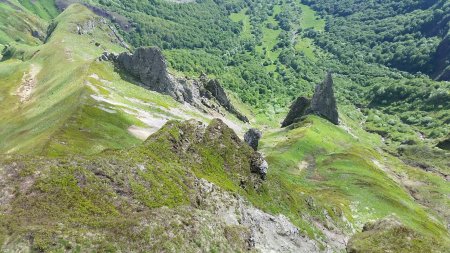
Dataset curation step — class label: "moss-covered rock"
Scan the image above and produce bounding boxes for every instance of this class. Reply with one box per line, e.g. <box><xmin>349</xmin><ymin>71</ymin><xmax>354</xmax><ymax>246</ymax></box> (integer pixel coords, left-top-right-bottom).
<box><xmin>0</xmin><ymin>119</ymin><xmax>265</xmax><ymax>252</ymax></box>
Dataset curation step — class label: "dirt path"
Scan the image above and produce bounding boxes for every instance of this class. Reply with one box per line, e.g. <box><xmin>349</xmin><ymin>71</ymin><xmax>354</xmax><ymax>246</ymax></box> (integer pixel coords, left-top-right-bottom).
<box><xmin>16</xmin><ymin>64</ymin><xmax>41</xmax><ymax>103</ymax></box>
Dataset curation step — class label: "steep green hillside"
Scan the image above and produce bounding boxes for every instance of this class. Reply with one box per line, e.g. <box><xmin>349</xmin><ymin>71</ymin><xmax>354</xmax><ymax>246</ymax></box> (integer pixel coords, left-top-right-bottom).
<box><xmin>0</xmin><ymin>2</ymin><xmax>46</xmax><ymax>46</ymax></box>
<box><xmin>0</xmin><ymin>3</ymin><xmax>244</xmax><ymax>155</ymax></box>
<box><xmin>1</xmin><ymin>116</ymin><xmax>449</xmax><ymax>252</ymax></box>
<box><xmin>0</xmin><ymin>3</ymin><xmax>126</xmax><ymax>154</ymax></box>
<box><xmin>262</xmin><ymin>116</ymin><xmax>449</xmax><ymax>241</ymax></box>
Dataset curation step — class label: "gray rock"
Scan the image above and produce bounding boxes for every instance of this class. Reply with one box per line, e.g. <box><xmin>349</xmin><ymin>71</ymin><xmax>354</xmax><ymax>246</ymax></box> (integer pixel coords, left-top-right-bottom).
<box><xmin>77</xmin><ymin>19</ymin><xmax>97</xmax><ymax>35</ymax></box>
<box><xmin>281</xmin><ymin>96</ymin><xmax>311</xmax><ymax>127</ymax></box>
<box><xmin>282</xmin><ymin>72</ymin><xmax>339</xmax><ymax>127</ymax></box>
<box><xmin>112</xmin><ymin>47</ymin><xmax>248</xmax><ymax>122</ymax></box>
<box><xmin>310</xmin><ymin>71</ymin><xmax>339</xmax><ymax>125</ymax></box>
<box><xmin>115</xmin><ymin>47</ymin><xmax>190</xmax><ymax>102</ymax></box>
<box><xmin>194</xmin><ymin>178</ymin><xmax>321</xmax><ymax>253</ymax></box>
<box><xmin>250</xmin><ymin>152</ymin><xmax>268</xmax><ymax>180</ymax></box>
<box><xmin>31</xmin><ymin>30</ymin><xmax>45</xmax><ymax>41</ymax></box>
<box><xmin>437</xmin><ymin>135</ymin><xmax>450</xmax><ymax>150</ymax></box>
<box><xmin>99</xmin><ymin>51</ymin><xmax>118</xmax><ymax>62</ymax></box>
<box><xmin>244</xmin><ymin>128</ymin><xmax>262</xmax><ymax>151</ymax></box>
<box><xmin>361</xmin><ymin>216</ymin><xmax>403</xmax><ymax>232</ymax></box>
<box><xmin>204</xmin><ymin>79</ymin><xmax>249</xmax><ymax>122</ymax></box>
<box><xmin>100</xmin><ymin>51</ymin><xmax>109</xmax><ymax>61</ymax></box>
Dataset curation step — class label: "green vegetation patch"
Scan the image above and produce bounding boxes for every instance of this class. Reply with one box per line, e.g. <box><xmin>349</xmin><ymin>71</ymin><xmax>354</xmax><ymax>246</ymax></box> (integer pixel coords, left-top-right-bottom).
<box><xmin>229</xmin><ymin>8</ymin><xmax>252</xmax><ymax>39</ymax></box>
<box><xmin>17</xmin><ymin>0</ymin><xmax>59</xmax><ymax>21</ymax></box>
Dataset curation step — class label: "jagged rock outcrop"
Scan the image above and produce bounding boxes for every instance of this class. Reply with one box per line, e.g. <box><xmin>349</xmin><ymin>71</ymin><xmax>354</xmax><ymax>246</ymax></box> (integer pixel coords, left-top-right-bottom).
<box><xmin>76</xmin><ymin>19</ymin><xmax>97</xmax><ymax>35</ymax></box>
<box><xmin>250</xmin><ymin>152</ymin><xmax>268</xmax><ymax>180</ymax></box>
<box><xmin>281</xmin><ymin>97</ymin><xmax>311</xmax><ymax>127</ymax></box>
<box><xmin>310</xmin><ymin>71</ymin><xmax>339</xmax><ymax>125</ymax></box>
<box><xmin>107</xmin><ymin>47</ymin><xmax>248</xmax><ymax>122</ymax></box>
<box><xmin>244</xmin><ymin>128</ymin><xmax>262</xmax><ymax>151</ymax></box>
<box><xmin>282</xmin><ymin>72</ymin><xmax>339</xmax><ymax>127</ymax></box>
<box><xmin>149</xmin><ymin>118</ymin><xmax>267</xmax><ymax>180</ymax></box>
<box><xmin>204</xmin><ymin>78</ymin><xmax>249</xmax><ymax>122</ymax></box>
<box><xmin>114</xmin><ymin>47</ymin><xmax>191</xmax><ymax>102</ymax></box>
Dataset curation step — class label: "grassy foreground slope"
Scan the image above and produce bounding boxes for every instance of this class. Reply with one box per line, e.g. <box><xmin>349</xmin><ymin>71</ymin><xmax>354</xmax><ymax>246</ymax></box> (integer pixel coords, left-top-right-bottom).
<box><xmin>0</xmin><ymin>119</ymin><xmax>262</xmax><ymax>252</ymax></box>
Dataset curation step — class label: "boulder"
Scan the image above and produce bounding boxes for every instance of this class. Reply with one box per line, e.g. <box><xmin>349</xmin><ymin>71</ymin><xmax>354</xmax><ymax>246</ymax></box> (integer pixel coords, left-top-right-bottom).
<box><xmin>310</xmin><ymin>71</ymin><xmax>339</xmax><ymax>125</ymax></box>
<box><xmin>281</xmin><ymin>97</ymin><xmax>310</xmax><ymax>127</ymax></box>
<box><xmin>99</xmin><ymin>51</ymin><xmax>118</xmax><ymax>62</ymax></box>
<box><xmin>250</xmin><ymin>152</ymin><xmax>268</xmax><ymax>180</ymax></box>
<box><xmin>345</xmin><ymin>216</ymin><xmax>441</xmax><ymax>253</ymax></box>
<box><xmin>31</xmin><ymin>30</ymin><xmax>45</xmax><ymax>41</ymax></box>
<box><xmin>77</xmin><ymin>19</ymin><xmax>97</xmax><ymax>35</ymax></box>
<box><xmin>244</xmin><ymin>128</ymin><xmax>262</xmax><ymax>151</ymax></box>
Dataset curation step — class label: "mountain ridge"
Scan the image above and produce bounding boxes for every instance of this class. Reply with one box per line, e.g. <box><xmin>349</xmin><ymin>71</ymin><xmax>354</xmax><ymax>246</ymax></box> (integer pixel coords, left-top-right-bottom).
<box><xmin>0</xmin><ymin>1</ymin><xmax>449</xmax><ymax>252</ymax></box>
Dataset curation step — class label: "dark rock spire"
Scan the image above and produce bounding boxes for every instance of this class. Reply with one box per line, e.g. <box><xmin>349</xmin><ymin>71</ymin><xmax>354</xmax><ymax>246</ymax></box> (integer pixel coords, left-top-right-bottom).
<box><xmin>310</xmin><ymin>71</ymin><xmax>339</xmax><ymax>125</ymax></box>
<box><xmin>281</xmin><ymin>72</ymin><xmax>339</xmax><ymax>127</ymax></box>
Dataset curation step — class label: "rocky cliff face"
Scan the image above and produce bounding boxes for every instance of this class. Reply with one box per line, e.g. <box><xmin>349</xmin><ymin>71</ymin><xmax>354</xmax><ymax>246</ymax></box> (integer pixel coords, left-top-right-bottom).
<box><xmin>204</xmin><ymin>78</ymin><xmax>249</xmax><ymax>122</ymax></box>
<box><xmin>107</xmin><ymin>47</ymin><xmax>248</xmax><ymax>122</ymax></box>
<box><xmin>282</xmin><ymin>72</ymin><xmax>339</xmax><ymax>127</ymax></box>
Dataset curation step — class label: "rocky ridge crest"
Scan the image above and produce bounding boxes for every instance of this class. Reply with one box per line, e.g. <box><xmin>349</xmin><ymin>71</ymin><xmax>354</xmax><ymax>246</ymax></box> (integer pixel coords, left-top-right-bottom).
<box><xmin>100</xmin><ymin>48</ymin><xmax>248</xmax><ymax>122</ymax></box>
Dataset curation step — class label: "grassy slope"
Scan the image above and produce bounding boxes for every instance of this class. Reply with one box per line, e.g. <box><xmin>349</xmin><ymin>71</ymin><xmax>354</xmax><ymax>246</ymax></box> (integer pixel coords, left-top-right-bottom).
<box><xmin>0</xmin><ymin>2</ymin><xmax>46</xmax><ymax>45</ymax></box>
<box><xmin>0</xmin><ymin>3</ymin><xmax>125</xmax><ymax>154</ymax></box>
<box><xmin>17</xmin><ymin>0</ymin><xmax>59</xmax><ymax>20</ymax></box>
<box><xmin>0</xmin><ymin>3</ymin><xmax>234</xmax><ymax>156</ymax></box>
<box><xmin>258</xmin><ymin>115</ymin><xmax>449</xmax><ymax>249</ymax></box>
